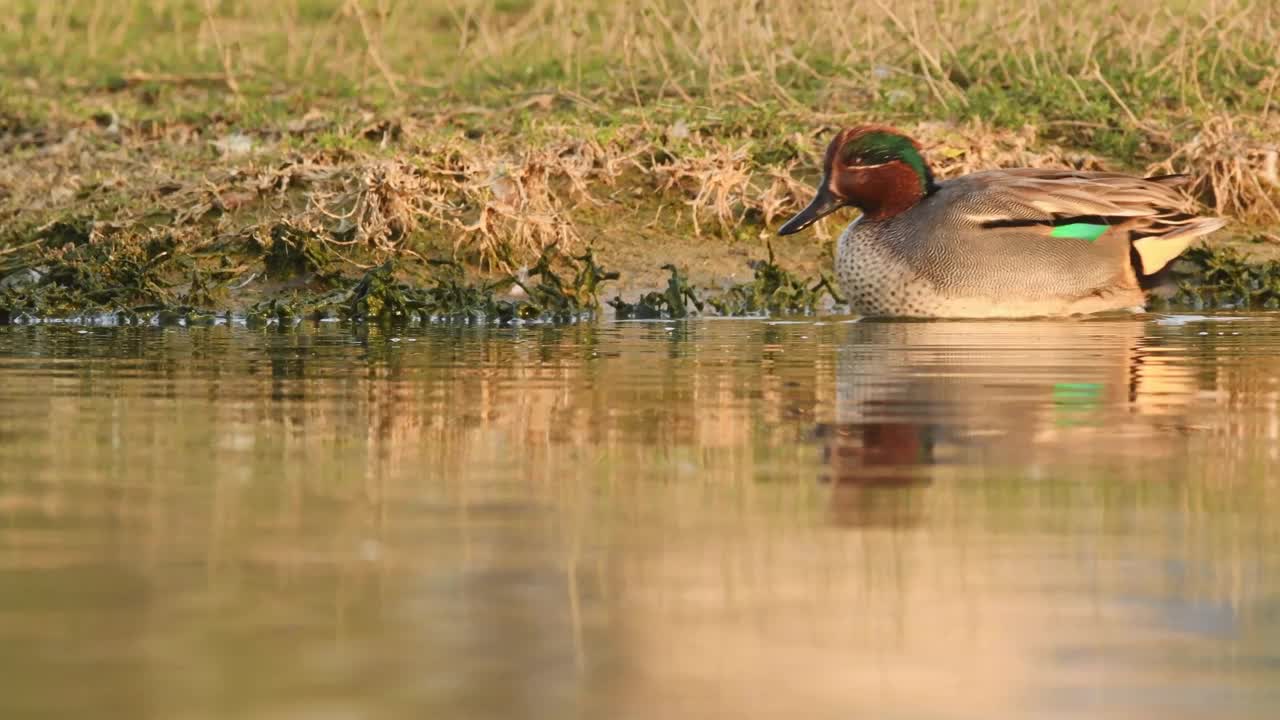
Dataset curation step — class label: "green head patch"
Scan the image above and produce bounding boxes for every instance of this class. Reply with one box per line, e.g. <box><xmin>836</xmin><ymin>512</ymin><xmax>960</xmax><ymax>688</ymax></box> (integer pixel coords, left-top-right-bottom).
<box><xmin>841</xmin><ymin>131</ymin><xmax>935</xmax><ymax>193</ymax></box>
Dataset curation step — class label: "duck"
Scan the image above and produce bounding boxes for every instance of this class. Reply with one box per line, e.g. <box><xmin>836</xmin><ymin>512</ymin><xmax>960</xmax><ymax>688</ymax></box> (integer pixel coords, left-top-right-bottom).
<box><xmin>778</xmin><ymin>125</ymin><xmax>1226</xmax><ymax>318</ymax></box>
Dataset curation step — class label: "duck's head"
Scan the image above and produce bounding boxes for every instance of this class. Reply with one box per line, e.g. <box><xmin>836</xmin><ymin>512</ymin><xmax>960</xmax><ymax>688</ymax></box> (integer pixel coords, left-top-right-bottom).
<box><xmin>778</xmin><ymin>125</ymin><xmax>937</xmax><ymax>235</ymax></box>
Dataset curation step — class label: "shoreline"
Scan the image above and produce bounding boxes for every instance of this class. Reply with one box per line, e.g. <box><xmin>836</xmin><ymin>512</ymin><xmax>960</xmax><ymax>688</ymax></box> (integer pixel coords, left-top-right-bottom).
<box><xmin>4</xmin><ymin>109</ymin><xmax>1277</xmax><ymax>321</ymax></box>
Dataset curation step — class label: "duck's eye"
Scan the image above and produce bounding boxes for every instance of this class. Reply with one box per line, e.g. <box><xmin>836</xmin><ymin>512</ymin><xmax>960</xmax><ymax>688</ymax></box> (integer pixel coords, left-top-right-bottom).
<box><xmin>843</xmin><ymin>146</ymin><xmax>888</xmax><ymax>167</ymax></box>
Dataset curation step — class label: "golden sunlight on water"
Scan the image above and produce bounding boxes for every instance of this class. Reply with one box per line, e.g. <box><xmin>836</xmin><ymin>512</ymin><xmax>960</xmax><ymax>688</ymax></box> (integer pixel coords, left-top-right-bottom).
<box><xmin>2</xmin><ymin>316</ymin><xmax>1280</xmax><ymax>719</ymax></box>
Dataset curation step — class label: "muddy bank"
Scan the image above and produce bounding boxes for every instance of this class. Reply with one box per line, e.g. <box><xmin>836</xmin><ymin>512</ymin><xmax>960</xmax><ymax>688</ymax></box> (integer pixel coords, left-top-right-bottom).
<box><xmin>3</xmin><ymin>106</ymin><xmax>1279</xmax><ymax>323</ymax></box>
<box><xmin>0</xmin><ymin>225</ymin><xmax>847</xmax><ymax>325</ymax></box>
<box><xmin>3</xmin><ymin>218</ymin><xmax>1280</xmax><ymax>326</ymax></box>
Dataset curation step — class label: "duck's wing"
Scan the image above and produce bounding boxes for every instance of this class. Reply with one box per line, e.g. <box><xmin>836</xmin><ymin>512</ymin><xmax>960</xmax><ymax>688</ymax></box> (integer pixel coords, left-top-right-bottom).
<box><xmin>949</xmin><ymin>169</ymin><xmax>1226</xmax><ymax>275</ymax></box>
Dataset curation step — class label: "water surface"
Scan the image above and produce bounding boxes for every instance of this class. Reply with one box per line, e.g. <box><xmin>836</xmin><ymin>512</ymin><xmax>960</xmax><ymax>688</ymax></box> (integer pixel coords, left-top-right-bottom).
<box><xmin>2</xmin><ymin>316</ymin><xmax>1279</xmax><ymax>719</ymax></box>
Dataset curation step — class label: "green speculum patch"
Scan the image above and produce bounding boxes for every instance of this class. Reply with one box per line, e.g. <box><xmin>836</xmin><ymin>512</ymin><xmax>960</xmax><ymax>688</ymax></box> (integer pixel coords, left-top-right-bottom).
<box><xmin>1050</xmin><ymin>223</ymin><xmax>1110</xmax><ymax>241</ymax></box>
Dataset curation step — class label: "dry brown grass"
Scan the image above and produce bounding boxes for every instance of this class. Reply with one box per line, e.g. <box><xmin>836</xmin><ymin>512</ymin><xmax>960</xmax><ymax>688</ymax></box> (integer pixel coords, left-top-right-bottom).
<box><xmin>1150</xmin><ymin>114</ymin><xmax>1280</xmax><ymax>225</ymax></box>
<box><xmin>3</xmin><ymin>0</ymin><xmax>1279</xmax><ymax>274</ymax></box>
<box><xmin>2</xmin><ymin>112</ymin><xmax>1274</xmax><ymax>276</ymax></box>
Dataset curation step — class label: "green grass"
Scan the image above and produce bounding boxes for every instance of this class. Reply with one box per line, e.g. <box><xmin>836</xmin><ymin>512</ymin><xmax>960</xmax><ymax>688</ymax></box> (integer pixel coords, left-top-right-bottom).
<box><xmin>5</xmin><ymin>1</ymin><xmax>1277</xmax><ymax>126</ymax></box>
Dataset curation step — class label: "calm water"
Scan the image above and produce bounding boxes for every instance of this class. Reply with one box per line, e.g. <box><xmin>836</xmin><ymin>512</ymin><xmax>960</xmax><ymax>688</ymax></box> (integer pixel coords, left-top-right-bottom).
<box><xmin>2</xmin><ymin>316</ymin><xmax>1280</xmax><ymax>719</ymax></box>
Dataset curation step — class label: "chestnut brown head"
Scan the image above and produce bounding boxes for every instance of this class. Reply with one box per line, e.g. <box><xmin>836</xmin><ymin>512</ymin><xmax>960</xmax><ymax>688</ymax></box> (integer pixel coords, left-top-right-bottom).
<box><xmin>778</xmin><ymin>126</ymin><xmax>937</xmax><ymax>235</ymax></box>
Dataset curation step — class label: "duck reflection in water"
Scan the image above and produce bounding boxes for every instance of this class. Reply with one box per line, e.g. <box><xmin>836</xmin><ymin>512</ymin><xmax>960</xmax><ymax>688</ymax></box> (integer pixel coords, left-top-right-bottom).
<box><xmin>813</xmin><ymin>319</ymin><xmax>1193</xmax><ymax>527</ymax></box>
<box><xmin>815</xmin><ymin>420</ymin><xmax>939</xmax><ymax>486</ymax></box>
<box><xmin>813</xmin><ymin>419</ymin><xmax>938</xmax><ymax>529</ymax></box>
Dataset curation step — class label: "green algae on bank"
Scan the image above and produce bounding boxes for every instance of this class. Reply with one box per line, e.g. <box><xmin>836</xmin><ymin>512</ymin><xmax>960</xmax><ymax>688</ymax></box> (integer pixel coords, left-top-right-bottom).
<box><xmin>0</xmin><ymin>236</ymin><xmax>852</xmax><ymax>324</ymax></box>
<box><xmin>705</xmin><ymin>244</ymin><xmax>846</xmax><ymax>316</ymax></box>
<box><xmin>1170</xmin><ymin>245</ymin><xmax>1280</xmax><ymax>310</ymax></box>
<box><xmin>5</xmin><ymin>235</ymin><xmax>1280</xmax><ymax>325</ymax></box>
<box><xmin>608</xmin><ymin>264</ymin><xmax>704</xmax><ymax>320</ymax></box>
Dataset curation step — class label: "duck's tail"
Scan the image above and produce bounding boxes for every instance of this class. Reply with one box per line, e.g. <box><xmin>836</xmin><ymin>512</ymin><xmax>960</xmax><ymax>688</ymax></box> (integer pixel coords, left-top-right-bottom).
<box><xmin>1132</xmin><ymin>216</ymin><xmax>1227</xmax><ymax>276</ymax></box>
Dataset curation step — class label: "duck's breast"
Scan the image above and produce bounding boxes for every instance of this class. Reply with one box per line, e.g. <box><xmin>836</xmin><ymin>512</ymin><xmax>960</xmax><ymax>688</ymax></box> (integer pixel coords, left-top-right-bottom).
<box><xmin>834</xmin><ymin>217</ymin><xmax>952</xmax><ymax>317</ymax></box>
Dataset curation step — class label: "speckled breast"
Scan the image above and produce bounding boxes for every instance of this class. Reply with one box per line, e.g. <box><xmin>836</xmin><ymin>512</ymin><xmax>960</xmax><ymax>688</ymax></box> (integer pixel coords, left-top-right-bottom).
<box><xmin>833</xmin><ymin>221</ymin><xmax>949</xmax><ymax>317</ymax></box>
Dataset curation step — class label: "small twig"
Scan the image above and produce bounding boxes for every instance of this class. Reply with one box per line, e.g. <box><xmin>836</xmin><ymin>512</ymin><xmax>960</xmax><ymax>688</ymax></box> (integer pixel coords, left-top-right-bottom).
<box><xmin>201</xmin><ymin>0</ymin><xmax>241</xmax><ymax>97</ymax></box>
<box><xmin>1093</xmin><ymin>67</ymin><xmax>1171</xmax><ymax>145</ymax></box>
<box><xmin>0</xmin><ymin>238</ymin><xmax>42</xmax><ymax>257</ymax></box>
<box><xmin>228</xmin><ymin>271</ymin><xmax>258</xmax><ymax>290</ymax></box>
<box><xmin>1045</xmin><ymin>120</ymin><xmax>1110</xmax><ymax>129</ymax></box>
<box><xmin>555</xmin><ymin>88</ymin><xmax>605</xmax><ymax>113</ymax></box>
<box><xmin>345</xmin><ymin>0</ymin><xmax>403</xmax><ymax>98</ymax></box>
<box><xmin>120</xmin><ymin>71</ymin><xmax>235</xmax><ymax>89</ymax></box>
<box><xmin>1260</xmin><ymin>149</ymin><xmax>1279</xmax><ymax>189</ymax></box>
<box><xmin>869</xmin><ymin>0</ymin><xmax>965</xmax><ymax>106</ymax></box>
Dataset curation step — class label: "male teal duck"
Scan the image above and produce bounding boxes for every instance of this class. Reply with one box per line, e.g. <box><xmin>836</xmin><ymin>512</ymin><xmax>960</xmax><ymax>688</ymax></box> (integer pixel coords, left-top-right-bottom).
<box><xmin>778</xmin><ymin>125</ymin><xmax>1226</xmax><ymax>318</ymax></box>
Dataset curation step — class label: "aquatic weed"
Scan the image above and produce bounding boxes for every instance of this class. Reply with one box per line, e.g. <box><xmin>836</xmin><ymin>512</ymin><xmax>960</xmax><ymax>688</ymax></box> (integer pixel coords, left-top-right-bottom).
<box><xmin>1173</xmin><ymin>244</ymin><xmax>1280</xmax><ymax>309</ymax></box>
<box><xmin>706</xmin><ymin>243</ymin><xmax>845</xmax><ymax>315</ymax></box>
<box><xmin>338</xmin><ymin>246</ymin><xmax>623</xmax><ymax>325</ymax></box>
<box><xmin>514</xmin><ymin>247</ymin><xmax>620</xmax><ymax>319</ymax></box>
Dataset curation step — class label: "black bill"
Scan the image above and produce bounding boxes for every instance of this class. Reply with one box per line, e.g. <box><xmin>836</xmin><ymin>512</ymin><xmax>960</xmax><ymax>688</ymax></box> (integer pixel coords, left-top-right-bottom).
<box><xmin>778</xmin><ymin>181</ymin><xmax>845</xmax><ymax>236</ymax></box>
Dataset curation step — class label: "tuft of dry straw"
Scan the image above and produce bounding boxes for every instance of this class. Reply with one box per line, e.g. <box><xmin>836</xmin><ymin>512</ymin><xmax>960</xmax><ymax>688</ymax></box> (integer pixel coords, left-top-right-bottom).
<box><xmin>1148</xmin><ymin>115</ymin><xmax>1280</xmax><ymax>225</ymax></box>
<box><xmin>296</xmin><ymin>136</ymin><xmax>618</xmax><ymax>269</ymax></box>
<box><xmin>653</xmin><ymin>141</ymin><xmax>754</xmax><ymax>236</ymax></box>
